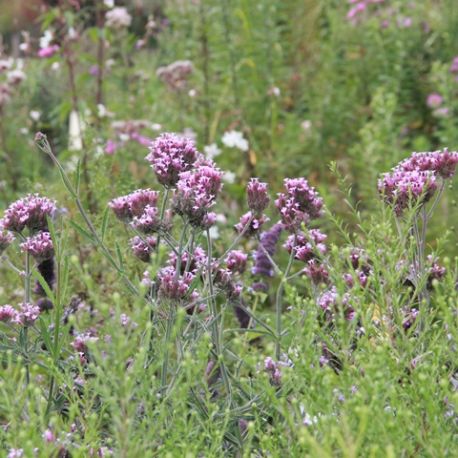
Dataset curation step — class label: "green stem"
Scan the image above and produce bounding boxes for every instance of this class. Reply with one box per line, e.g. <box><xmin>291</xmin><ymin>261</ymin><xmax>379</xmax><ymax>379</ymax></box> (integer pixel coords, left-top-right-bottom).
<box><xmin>206</xmin><ymin>229</ymin><xmax>231</xmax><ymax>402</ymax></box>
<box><xmin>275</xmin><ymin>233</ymin><xmax>296</xmax><ymax>359</ymax></box>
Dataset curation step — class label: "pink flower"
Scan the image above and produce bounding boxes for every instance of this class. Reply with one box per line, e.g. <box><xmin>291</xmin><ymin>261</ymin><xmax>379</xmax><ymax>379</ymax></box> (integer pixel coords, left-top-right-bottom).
<box><xmin>20</xmin><ymin>231</ymin><xmax>54</xmax><ymax>261</ymax></box>
<box><xmin>247</xmin><ymin>178</ymin><xmax>270</xmax><ymax>215</ymax></box>
<box><xmin>426</xmin><ymin>93</ymin><xmax>443</xmax><ymax>108</ymax></box>
<box><xmin>146</xmin><ymin>133</ymin><xmax>198</xmax><ymax>188</ymax></box>
<box><xmin>38</xmin><ymin>45</ymin><xmax>60</xmax><ymax>58</ymax></box>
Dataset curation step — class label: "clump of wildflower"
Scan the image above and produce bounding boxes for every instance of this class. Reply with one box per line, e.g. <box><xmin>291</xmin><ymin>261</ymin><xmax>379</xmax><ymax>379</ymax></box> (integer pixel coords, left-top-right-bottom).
<box><xmin>157</xmin><ymin>266</ymin><xmax>195</xmax><ymax>301</ymax></box>
<box><xmin>167</xmin><ymin>246</ymin><xmax>207</xmax><ymax>275</ymax></box>
<box><xmin>156</xmin><ymin>60</ymin><xmax>193</xmax><ymax>91</ymax></box>
<box><xmin>284</xmin><ymin>229</ymin><xmax>327</xmax><ymax>262</ymax></box>
<box><xmin>146</xmin><ymin>133</ymin><xmax>198</xmax><ymax>188</ymax></box>
<box><xmin>20</xmin><ymin>231</ymin><xmax>54</xmax><ymax>261</ymax></box>
<box><xmin>403</xmin><ymin>308</ymin><xmax>419</xmax><ymax>331</ymax></box>
<box><xmin>378</xmin><ymin>170</ymin><xmax>437</xmax><ymax>216</ymax></box>
<box><xmin>226</xmin><ymin>250</ymin><xmax>248</xmax><ymax>274</ymax></box>
<box><xmin>247</xmin><ymin>178</ymin><xmax>270</xmax><ymax>215</ymax></box>
<box><xmin>129</xmin><ymin>236</ymin><xmax>157</xmax><ymax>262</ymax></box>
<box><xmin>131</xmin><ymin>206</ymin><xmax>163</xmax><ymax>234</ymax></box>
<box><xmin>275</xmin><ymin>178</ymin><xmax>323</xmax><ymax>231</ymax></box>
<box><xmin>0</xmin><ymin>229</ymin><xmax>14</xmax><ymax>253</ymax></box>
<box><xmin>109</xmin><ymin>189</ymin><xmax>159</xmax><ymax>222</ymax></box>
<box><xmin>234</xmin><ymin>211</ymin><xmax>269</xmax><ymax>236</ymax></box>
<box><xmin>397</xmin><ymin>150</ymin><xmax>458</xmax><ymax>180</ymax></box>
<box><xmin>7</xmin><ymin>449</ymin><xmax>23</xmax><ymax>458</ymax></box>
<box><xmin>17</xmin><ymin>302</ymin><xmax>40</xmax><ymax>326</ymax></box>
<box><xmin>214</xmin><ymin>268</ymin><xmax>242</xmax><ymax>300</ymax></box>
<box><xmin>72</xmin><ymin>333</ymin><xmax>98</xmax><ymax>353</ymax></box>
<box><xmin>426</xmin><ymin>255</ymin><xmax>446</xmax><ymax>287</ymax></box>
<box><xmin>252</xmin><ymin>223</ymin><xmax>283</xmax><ymax>277</ymax></box>
<box><xmin>1</xmin><ymin>194</ymin><xmax>57</xmax><ymax>233</ymax></box>
<box><xmin>426</xmin><ymin>93</ymin><xmax>443</xmax><ymax>108</ymax></box>
<box><xmin>303</xmin><ymin>259</ymin><xmax>329</xmax><ymax>285</ymax></box>
<box><xmin>173</xmin><ymin>161</ymin><xmax>223</xmax><ymax>227</ymax></box>
<box><xmin>264</xmin><ymin>357</ymin><xmax>282</xmax><ymax>385</ymax></box>
<box><xmin>0</xmin><ymin>305</ymin><xmax>18</xmax><ymax>323</ymax></box>
<box><xmin>105</xmin><ymin>7</ymin><xmax>132</xmax><ymax>29</ymax></box>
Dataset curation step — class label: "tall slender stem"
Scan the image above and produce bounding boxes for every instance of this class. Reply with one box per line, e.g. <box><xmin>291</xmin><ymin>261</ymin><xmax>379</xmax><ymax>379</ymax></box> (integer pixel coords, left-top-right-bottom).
<box><xmin>206</xmin><ymin>229</ymin><xmax>231</xmax><ymax>401</ymax></box>
<box><xmin>275</xmin><ymin>233</ymin><xmax>296</xmax><ymax>359</ymax></box>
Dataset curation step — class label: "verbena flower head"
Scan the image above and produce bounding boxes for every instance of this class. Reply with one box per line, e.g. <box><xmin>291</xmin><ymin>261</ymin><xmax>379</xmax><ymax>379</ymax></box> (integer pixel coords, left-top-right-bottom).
<box><xmin>1</xmin><ymin>194</ymin><xmax>57</xmax><ymax>233</ymax></box>
<box><xmin>247</xmin><ymin>178</ymin><xmax>270</xmax><ymax>215</ymax></box>
<box><xmin>129</xmin><ymin>236</ymin><xmax>156</xmax><ymax>262</ymax></box>
<box><xmin>397</xmin><ymin>149</ymin><xmax>458</xmax><ymax>180</ymax></box>
<box><xmin>303</xmin><ymin>259</ymin><xmax>329</xmax><ymax>285</ymax></box>
<box><xmin>252</xmin><ymin>223</ymin><xmax>283</xmax><ymax>277</ymax></box>
<box><xmin>17</xmin><ymin>302</ymin><xmax>40</xmax><ymax>326</ymax></box>
<box><xmin>0</xmin><ymin>229</ymin><xmax>14</xmax><ymax>254</ymax></box>
<box><xmin>226</xmin><ymin>250</ymin><xmax>248</xmax><ymax>274</ymax></box>
<box><xmin>234</xmin><ymin>211</ymin><xmax>269</xmax><ymax>236</ymax></box>
<box><xmin>173</xmin><ymin>160</ymin><xmax>223</xmax><ymax>227</ymax></box>
<box><xmin>157</xmin><ymin>266</ymin><xmax>195</xmax><ymax>301</ymax></box>
<box><xmin>167</xmin><ymin>246</ymin><xmax>207</xmax><ymax>275</ymax></box>
<box><xmin>264</xmin><ymin>356</ymin><xmax>282</xmax><ymax>385</ymax></box>
<box><xmin>284</xmin><ymin>229</ymin><xmax>327</xmax><ymax>262</ymax></box>
<box><xmin>378</xmin><ymin>169</ymin><xmax>437</xmax><ymax>215</ymax></box>
<box><xmin>0</xmin><ymin>305</ymin><xmax>18</xmax><ymax>323</ymax></box>
<box><xmin>275</xmin><ymin>178</ymin><xmax>323</xmax><ymax>231</ymax></box>
<box><xmin>109</xmin><ymin>189</ymin><xmax>159</xmax><ymax>222</ymax></box>
<box><xmin>20</xmin><ymin>231</ymin><xmax>54</xmax><ymax>261</ymax></box>
<box><xmin>131</xmin><ymin>205</ymin><xmax>163</xmax><ymax>234</ymax></box>
<box><xmin>146</xmin><ymin>133</ymin><xmax>198</xmax><ymax>188</ymax></box>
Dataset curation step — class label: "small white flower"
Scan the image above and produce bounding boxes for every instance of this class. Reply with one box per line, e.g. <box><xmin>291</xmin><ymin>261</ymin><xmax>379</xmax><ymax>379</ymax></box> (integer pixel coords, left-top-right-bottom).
<box><xmin>221</xmin><ymin>130</ymin><xmax>249</xmax><ymax>152</ymax></box>
<box><xmin>150</xmin><ymin>123</ymin><xmax>162</xmax><ymax>131</ymax></box>
<box><xmin>223</xmin><ymin>171</ymin><xmax>236</xmax><ymax>184</ymax></box>
<box><xmin>209</xmin><ymin>226</ymin><xmax>219</xmax><ymax>239</ymax></box>
<box><xmin>68</xmin><ymin>27</ymin><xmax>78</xmax><ymax>40</ymax></box>
<box><xmin>40</xmin><ymin>30</ymin><xmax>53</xmax><ymax>49</ymax></box>
<box><xmin>301</xmin><ymin>120</ymin><xmax>312</xmax><ymax>132</ymax></box>
<box><xmin>188</xmin><ymin>88</ymin><xmax>197</xmax><ymax>98</ymax></box>
<box><xmin>105</xmin><ymin>7</ymin><xmax>132</xmax><ymax>29</ymax></box>
<box><xmin>20</xmin><ymin>127</ymin><xmax>29</xmax><ymax>135</ymax></box>
<box><xmin>204</xmin><ymin>143</ymin><xmax>221</xmax><ymax>160</ymax></box>
<box><xmin>51</xmin><ymin>62</ymin><xmax>60</xmax><ymax>72</ymax></box>
<box><xmin>104</xmin><ymin>0</ymin><xmax>115</xmax><ymax>7</ymax></box>
<box><xmin>29</xmin><ymin>110</ymin><xmax>41</xmax><ymax>122</ymax></box>
<box><xmin>97</xmin><ymin>104</ymin><xmax>106</xmax><ymax>117</ymax></box>
<box><xmin>119</xmin><ymin>133</ymin><xmax>129</xmax><ymax>142</ymax></box>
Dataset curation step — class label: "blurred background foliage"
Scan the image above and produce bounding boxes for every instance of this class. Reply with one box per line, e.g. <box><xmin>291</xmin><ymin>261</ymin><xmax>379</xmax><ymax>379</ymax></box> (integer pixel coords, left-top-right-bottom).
<box><xmin>0</xmin><ymin>0</ymin><xmax>457</xmax><ymax>251</ymax></box>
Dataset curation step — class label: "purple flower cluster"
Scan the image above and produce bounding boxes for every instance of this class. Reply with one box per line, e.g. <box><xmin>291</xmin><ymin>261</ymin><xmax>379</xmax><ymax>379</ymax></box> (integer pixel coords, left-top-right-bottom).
<box><xmin>317</xmin><ymin>287</ymin><xmax>354</xmax><ymax>321</ymax></box>
<box><xmin>0</xmin><ymin>229</ymin><xmax>14</xmax><ymax>254</ymax></box>
<box><xmin>157</xmin><ymin>266</ymin><xmax>195</xmax><ymax>301</ymax></box>
<box><xmin>378</xmin><ymin>150</ymin><xmax>458</xmax><ymax>215</ymax></box>
<box><xmin>109</xmin><ymin>189</ymin><xmax>159</xmax><ymax>222</ymax></box>
<box><xmin>173</xmin><ymin>160</ymin><xmax>223</xmax><ymax>228</ymax></box>
<box><xmin>0</xmin><ymin>303</ymin><xmax>41</xmax><ymax>326</ymax></box>
<box><xmin>20</xmin><ymin>231</ymin><xmax>54</xmax><ymax>262</ymax></box>
<box><xmin>1</xmin><ymin>194</ymin><xmax>56</xmax><ymax>233</ymax></box>
<box><xmin>226</xmin><ymin>250</ymin><xmax>248</xmax><ymax>274</ymax></box>
<box><xmin>234</xmin><ymin>211</ymin><xmax>269</xmax><ymax>236</ymax></box>
<box><xmin>146</xmin><ymin>133</ymin><xmax>198</xmax><ymax>188</ymax></box>
<box><xmin>252</xmin><ymin>223</ymin><xmax>283</xmax><ymax>278</ymax></box>
<box><xmin>264</xmin><ymin>356</ymin><xmax>282</xmax><ymax>385</ymax></box>
<box><xmin>450</xmin><ymin>56</ymin><xmax>458</xmax><ymax>78</ymax></box>
<box><xmin>129</xmin><ymin>236</ymin><xmax>157</xmax><ymax>262</ymax></box>
<box><xmin>214</xmin><ymin>268</ymin><xmax>242</xmax><ymax>300</ymax></box>
<box><xmin>397</xmin><ymin>150</ymin><xmax>458</xmax><ymax>180</ymax></box>
<box><xmin>247</xmin><ymin>178</ymin><xmax>270</xmax><ymax>215</ymax></box>
<box><xmin>275</xmin><ymin>178</ymin><xmax>323</xmax><ymax>231</ymax></box>
<box><xmin>284</xmin><ymin>229</ymin><xmax>327</xmax><ymax>262</ymax></box>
